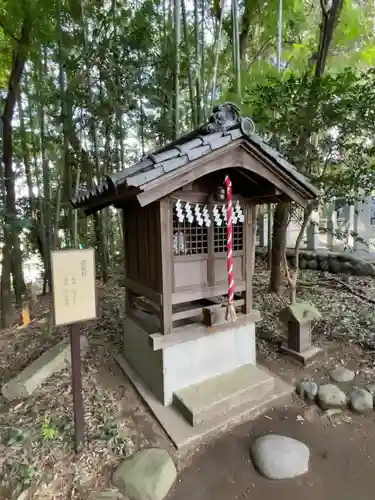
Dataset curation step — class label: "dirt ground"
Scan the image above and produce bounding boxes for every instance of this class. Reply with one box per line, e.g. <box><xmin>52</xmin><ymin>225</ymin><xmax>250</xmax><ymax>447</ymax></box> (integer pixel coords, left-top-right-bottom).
<box><xmin>2</xmin><ymin>264</ymin><xmax>375</xmax><ymax>499</ymax></box>
<box><xmin>170</xmin><ymin>403</ymin><xmax>375</xmax><ymax>500</ymax></box>
<box><xmin>168</xmin><ymin>340</ymin><xmax>375</xmax><ymax>500</ymax></box>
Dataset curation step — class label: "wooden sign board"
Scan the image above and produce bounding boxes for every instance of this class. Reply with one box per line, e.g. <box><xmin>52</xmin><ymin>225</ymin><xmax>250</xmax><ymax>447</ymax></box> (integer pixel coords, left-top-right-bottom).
<box><xmin>51</xmin><ymin>248</ymin><xmax>96</xmax><ymax>327</ymax></box>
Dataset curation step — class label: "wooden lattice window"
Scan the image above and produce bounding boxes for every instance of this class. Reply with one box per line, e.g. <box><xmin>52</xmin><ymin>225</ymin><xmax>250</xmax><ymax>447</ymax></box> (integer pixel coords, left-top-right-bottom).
<box><xmin>173</xmin><ymin>205</ymin><xmax>208</xmax><ymax>256</ymax></box>
<box><xmin>172</xmin><ymin>200</ymin><xmax>244</xmax><ymax>256</ymax></box>
<box><xmin>214</xmin><ymin>223</ymin><xmax>243</xmax><ymax>253</ymax></box>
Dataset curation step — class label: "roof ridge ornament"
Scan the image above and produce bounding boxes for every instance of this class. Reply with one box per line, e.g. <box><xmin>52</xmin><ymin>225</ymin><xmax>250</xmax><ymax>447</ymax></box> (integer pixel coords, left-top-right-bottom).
<box><xmin>202</xmin><ymin>102</ymin><xmax>242</xmax><ymax>134</ymax></box>
<box><xmin>240</xmin><ymin>117</ymin><xmax>255</xmax><ymax>137</ymax></box>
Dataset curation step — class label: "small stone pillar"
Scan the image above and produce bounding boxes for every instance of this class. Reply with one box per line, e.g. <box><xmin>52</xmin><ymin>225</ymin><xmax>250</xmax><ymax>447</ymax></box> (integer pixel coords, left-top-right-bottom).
<box><xmin>280</xmin><ymin>301</ymin><xmax>323</xmax><ymax>365</ymax></box>
<box><xmin>306</xmin><ymin>215</ymin><xmax>320</xmax><ymax>251</ymax></box>
<box><xmin>327</xmin><ymin>209</ymin><xmax>337</xmax><ymax>250</ymax></box>
<box><xmin>353</xmin><ymin>201</ymin><xmax>360</xmax><ymax>251</ymax></box>
<box><xmin>348</xmin><ymin>204</ymin><xmax>355</xmax><ymax>249</ymax></box>
<box><xmin>258</xmin><ymin>212</ymin><xmax>268</xmax><ymax>247</ymax></box>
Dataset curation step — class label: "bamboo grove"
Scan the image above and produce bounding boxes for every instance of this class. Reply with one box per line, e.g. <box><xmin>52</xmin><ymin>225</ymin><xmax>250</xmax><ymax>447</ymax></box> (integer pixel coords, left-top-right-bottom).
<box><xmin>1</xmin><ymin>0</ymin><xmax>375</xmax><ymax>327</ymax></box>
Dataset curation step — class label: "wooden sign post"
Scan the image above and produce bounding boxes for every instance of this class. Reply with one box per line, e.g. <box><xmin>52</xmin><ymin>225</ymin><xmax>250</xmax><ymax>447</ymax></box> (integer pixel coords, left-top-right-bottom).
<box><xmin>51</xmin><ymin>248</ymin><xmax>96</xmax><ymax>453</ymax></box>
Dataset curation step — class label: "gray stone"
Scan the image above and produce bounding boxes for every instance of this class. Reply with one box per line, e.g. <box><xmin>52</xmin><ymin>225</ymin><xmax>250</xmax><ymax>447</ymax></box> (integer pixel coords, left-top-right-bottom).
<box><xmin>89</xmin><ymin>491</ymin><xmax>128</xmax><ymax>500</ymax></box>
<box><xmin>317</xmin><ymin>384</ymin><xmax>347</xmax><ymax>410</ymax></box>
<box><xmin>251</xmin><ymin>434</ymin><xmax>310</xmax><ymax>480</ymax></box>
<box><xmin>354</xmin><ymin>262</ymin><xmax>375</xmax><ymax>277</ymax></box>
<box><xmin>319</xmin><ymin>260</ymin><xmax>330</xmax><ymax>272</ymax></box>
<box><xmin>300</xmin><ymin>259</ymin><xmax>307</xmax><ymax>269</ymax></box>
<box><xmin>329</xmin><ymin>259</ymin><xmax>341</xmax><ymax>274</ymax></box>
<box><xmin>307</xmin><ymin>259</ymin><xmax>319</xmax><ymax>270</ymax></box>
<box><xmin>112</xmin><ymin>448</ymin><xmax>177</xmax><ymax>500</ymax></box>
<box><xmin>340</xmin><ymin>261</ymin><xmax>353</xmax><ymax>274</ymax></box>
<box><xmin>317</xmin><ymin>252</ymin><xmax>329</xmax><ymax>261</ymax></box>
<box><xmin>1</xmin><ymin>336</ymin><xmax>88</xmax><ymax>401</ymax></box>
<box><xmin>296</xmin><ymin>380</ymin><xmax>318</xmax><ymax>401</ymax></box>
<box><xmin>329</xmin><ymin>366</ymin><xmax>355</xmax><ymax>383</ymax></box>
<box><xmin>324</xmin><ymin>408</ymin><xmax>343</xmax><ymax>419</ymax></box>
<box><xmin>305</xmin><ymin>252</ymin><xmax>316</xmax><ymax>261</ymax></box>
<box><xmin>366</xmin><ymin>383</ymin><xmax>375</xmax><ymax>395</ymax></box>
<box><xmin>350</xmin><ymin>388</ymin><xmax>373</xmax><ymax>413</ymax></box>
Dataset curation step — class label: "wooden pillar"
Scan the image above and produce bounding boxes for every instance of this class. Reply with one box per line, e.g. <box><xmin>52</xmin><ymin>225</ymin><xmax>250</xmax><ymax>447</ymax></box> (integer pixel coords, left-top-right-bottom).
<box><xmin>207</xmin><ymin>203</ymin><xmax>215</xmax><ymax>287</ymax></box>
<box><xmin>353</xmin><ymin>201</ymin><xmax>359</xmax><ymax>251</ymax></box>
<box><xmin>258</xmin><ymin>208</ymin><xmax>267</xmax><ymax>247</ymax></box>
<box><xmin>242</xmin><ymin>204</ymin><xmax>256</xmax><ymax>314</ymax></box>
<box><xmin>348</xmin><ymin>204</ymin><xmax>355</xmax><ymax>249</ymax></box>
<box><xmin>267</xmin><ymin>204</ymin><xmax>273</xmax><ymax>269</ymax></box>
<box><xmin>159</xmin><ymin>199</ymin><xmax>173</xmax><ymax>334</ymax></box>
<box><xmin>122</xmin><ymin>212</ymin><xmax>133</xmax><ymax>316</ymax></box>
<box><xmin>327</xmin><ymin>207</ymin><xmax>334</xmax><ymax>250</ymax></box>
<box><xmin>306</xmin><ymin>218</ymin><xmax>319</xmax><ymax>250</ymax></box>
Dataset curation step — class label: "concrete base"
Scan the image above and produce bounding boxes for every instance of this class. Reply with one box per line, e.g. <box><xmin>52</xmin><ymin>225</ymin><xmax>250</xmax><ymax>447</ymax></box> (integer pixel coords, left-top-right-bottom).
<box><xmin>115</xmin><ymin>354</ymin><xmax>293</xmax><ymax>451</ymax></box>
<box><xmin>280</xmin><ymin>343</ymin><xmax>323</xmax><ymax>366</ymax></box>
<box><xmin>123</xmin><ymin>312</ymin><xmax>257</xmax><ymax>406</ymax></box>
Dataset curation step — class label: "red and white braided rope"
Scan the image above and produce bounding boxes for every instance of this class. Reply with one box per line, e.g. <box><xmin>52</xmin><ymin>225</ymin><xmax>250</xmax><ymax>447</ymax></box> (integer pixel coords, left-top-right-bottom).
<box><xmin>225</xmin><ymin>175</ymin><xmax>236</xmax><ymax>321</ymax></box>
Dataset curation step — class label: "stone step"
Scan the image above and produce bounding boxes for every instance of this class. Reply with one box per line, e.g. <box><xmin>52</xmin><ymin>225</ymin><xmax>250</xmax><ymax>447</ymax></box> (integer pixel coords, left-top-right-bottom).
<box><xmin>173</xmin><ymin>364</ymin><xmax>275</xmax><ymax>426</ymax></box>
<box><xmin>1</xmin><ymin>336</ymin><xmax>88</xmax><ymax>401</ymax></box>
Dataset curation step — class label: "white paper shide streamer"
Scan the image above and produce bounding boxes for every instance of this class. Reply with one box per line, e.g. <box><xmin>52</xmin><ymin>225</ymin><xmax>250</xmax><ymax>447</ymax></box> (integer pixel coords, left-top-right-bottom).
<box><xmin>185</xmin><ymin>202</ymin><xmax>194</xmax><ymax>223</ymax></box>
<box><xmin>203</xmin><ymin>205</ymin><xmax>211</xmax><ymax>227</ymax></box>
<box><xmin>176</xmin><ymin>199</ymin><xmax>185</xmax><ymax>223</ymax></box>
<box><xmin>194</xmin><ymin>204</ymin><xmax>203</xmax><ymax>226</ymax></box>
<box><xmin>174</xmin><ymin>200</ymin><xmax>243</xmax><ymax>226</ymax></box>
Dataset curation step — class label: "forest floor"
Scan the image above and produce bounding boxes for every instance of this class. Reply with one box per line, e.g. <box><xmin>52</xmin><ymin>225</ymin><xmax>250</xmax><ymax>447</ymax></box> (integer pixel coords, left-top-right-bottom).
<box><xmin>170</xmin><ymin>402</ymin><xmax>375</xmax><ymax>500</ymax></box>
<box><xmin>1</xmin><ymin>259</ymin><xmax>375</xmax><ymax>499</ymax></box>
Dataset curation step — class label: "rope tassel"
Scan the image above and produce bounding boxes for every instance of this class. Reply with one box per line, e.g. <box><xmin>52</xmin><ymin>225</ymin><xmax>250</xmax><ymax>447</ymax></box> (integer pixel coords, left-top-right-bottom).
<box><xmin>225</xmin><ymin>175</ymin><xmax>236</xmax><ymax>322</ymax></box>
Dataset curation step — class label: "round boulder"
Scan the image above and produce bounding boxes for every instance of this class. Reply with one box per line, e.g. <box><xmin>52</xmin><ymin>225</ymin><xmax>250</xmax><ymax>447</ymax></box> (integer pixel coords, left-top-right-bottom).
<box><xmin>317</xmin><ymin>252</ymin><xmax>329</xmax><ymax>261</ymax></box>
<box><xmin>329</xmin><ymin>259</ymin><xmax>341</xmax><ymax>274</ymax></box>
<box><xmin>354</xmin><ymin>262</ymin><xmax>375</xmax><ymax>277</ymax></box>
<box><xmin>251</xmin><ymin>434</ymin><xmax>310</xmax><ymax>480</ymax></box>
<box><xmin>319</xmin><ymin>260</ymin><xmax>329</xmax><ymax>272</ymax></box>
<box><xmin>307</xmin><ymin>259</ymin><xmax>319</xmax><ymax>270</ymax></box>
<box><xmin>305</xmin><ymin>252</ymin><xmax>316</xmax><ymax>261</ymax></box>
<box><xmin>317</xmin><ymin>384</ymin><xmax>347</xmax><ymax>410</ymax></box>
<box><xmin>340</xmin><ymin>261</ymin><xmax>353</xmax><ymax>274</ymax></box>
<box><xmin>112</xmin><ymin>448</ymin><xmax>177</xmax><ymax>500</ymax></box>
<box><xmin>296</xmin><ymin>380</ymin><xmax>318</xmax><ymax>402</ymax></box>
<box><xmin>89</xmin><ymin>492</ymin><xmax>127</xmax><ymax>500</ymax></box>
<box><xmin>329</xmin><ymin>366</ymin><xmax>355</xmax><ymax>383</ymax></box>
<box><xmin>350</xmin><ymin>388</ymin><xmax>373</xmax><ymax>413</ymax></box>
<box><xmin>366</xmin><ymin>383</ymin><xmax>375</xmax><ymax>395</ymax></box>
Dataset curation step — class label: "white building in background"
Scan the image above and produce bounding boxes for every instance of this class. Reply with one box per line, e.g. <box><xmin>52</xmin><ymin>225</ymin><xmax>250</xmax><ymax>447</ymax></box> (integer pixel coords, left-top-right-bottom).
<box><xmin>257</xmin><ymin>195</ymin><xmax>375</xmax><ymax>259</ymax></box>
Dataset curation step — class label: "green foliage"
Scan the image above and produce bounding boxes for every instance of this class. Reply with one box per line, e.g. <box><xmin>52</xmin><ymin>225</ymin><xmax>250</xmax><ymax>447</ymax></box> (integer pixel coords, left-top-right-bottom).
<box><xmin>1</xmin><ymin>0</ymin><xmax>375</xmax><ymax>279</ymax></box>
<box><xmin>41</xmin><ymin>416</ymin><xmax>59</xmax><ymax>440</ymax></box>
<box><xmin>243</xmin><ymin>67</ymin><xmax>375</xmax><ymax>202</ymax></box>
<box><xmin>19</xmin><ymin>463</ymin><xmax>36</xmax><ymax>487</ymax></box>
<box><xmin>4</xmin><ymin>426</ymin><xmax>28</xmax><ymax>446</ymax></box>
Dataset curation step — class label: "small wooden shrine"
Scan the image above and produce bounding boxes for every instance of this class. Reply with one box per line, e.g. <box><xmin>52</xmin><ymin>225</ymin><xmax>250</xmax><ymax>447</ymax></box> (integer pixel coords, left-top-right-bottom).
<box><xmin>72</xmin><ymin>103</ymin><xmax>318</xmax><ymax>447</ymax></box>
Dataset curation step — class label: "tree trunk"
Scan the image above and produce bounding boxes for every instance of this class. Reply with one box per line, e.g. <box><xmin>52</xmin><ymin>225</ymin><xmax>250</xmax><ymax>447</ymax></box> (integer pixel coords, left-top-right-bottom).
<box><xmin>181</xmin><ymin>0</ymin><xmax>197</xmax><ymax>127</ymax></box>
<box><xmin>315</xmin><ymin>0</ymin><xmax>344</xmax><ymax>78</ymax></box>
<box><xmin>284</xmin><ymin>204</ymin><xmax>314</xmax><ymax>305</ymax></box>
<box><xmin>0</xmin><ymin>243</ymin><xmax>12</xmax><ymax>329</ymax></box>
<box><xmin>269</xmin><ymin>202</ymin><xmax>289</xmax><ymax>293</ymax></box>
<box><xmin>38</xmin><ymin>49</ymin><xmax>52</xmax><ymax>290</ymax></box>
<box><xmin>269</xmin><ymin>0</ymin><xmax>344</xmax><ymax>294</ymax></box>
<box><xmin>173</xmin><ymin>0</ymin><xmax>180</xmax><ymax>139</ymax></box>
<box><xmin>80</xmin><ymin>0</ymin><xmax>108</xmax><ymax>282</ymax></box>
<box><xmin>1</xmin><ymin>18</ymin><xmax>30</xmax><ymax>325</ymax></box>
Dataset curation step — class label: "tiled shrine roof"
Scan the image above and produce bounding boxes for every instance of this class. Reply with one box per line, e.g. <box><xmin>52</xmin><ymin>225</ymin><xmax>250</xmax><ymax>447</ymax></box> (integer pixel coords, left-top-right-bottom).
<box><xmin>71</xmin><ymin>102</ymin><xmax>318</xmax><ymax>213</ymax></box>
